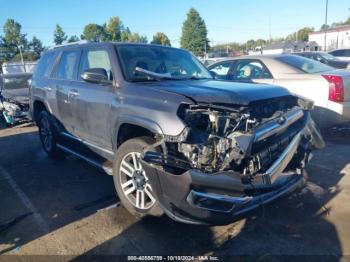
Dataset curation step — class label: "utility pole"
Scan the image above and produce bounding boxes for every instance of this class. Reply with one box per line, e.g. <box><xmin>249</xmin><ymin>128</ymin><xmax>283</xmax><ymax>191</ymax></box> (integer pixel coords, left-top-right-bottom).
<box><xmin>18</xmin><ymin>45</ymin><xmax>25</xmax><ymax>72</ymax></box>
<box><xmin>324</xmin><ymin>0</ymin><xmax>328</xmax><ymax>51</ymax></box>
<box><xmin>268</xmin><ymin>15</ymin><xmax>272</xmax><ymax>43</ymax></box>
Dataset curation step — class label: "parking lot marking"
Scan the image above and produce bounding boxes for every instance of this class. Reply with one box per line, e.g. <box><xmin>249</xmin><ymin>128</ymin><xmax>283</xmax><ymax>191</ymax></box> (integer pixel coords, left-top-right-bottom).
<box><xmin>0</xmin><ymin>165</ymin><xmax>49</xmax><ymax>234</ymax></box>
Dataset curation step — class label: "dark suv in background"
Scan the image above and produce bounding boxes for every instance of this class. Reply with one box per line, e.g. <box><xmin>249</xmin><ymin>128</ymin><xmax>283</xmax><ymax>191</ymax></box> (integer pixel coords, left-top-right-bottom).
<box><xmin>294</xmin><ymin>51</ymin><xmax>350</xmax><ymax>69</ymax></box>
<box><xmin>30</xmin><ymin>41</ymin><xmax>324</xmax><ymax>225</ymax></box>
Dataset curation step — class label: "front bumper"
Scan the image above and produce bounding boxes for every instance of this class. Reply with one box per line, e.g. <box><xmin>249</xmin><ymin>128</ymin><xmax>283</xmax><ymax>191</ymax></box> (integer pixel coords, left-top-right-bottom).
<box><xmin>141</xmin><ymin>114</ymin><xmax>323</xmax><ymax>225</ymax></box>
<box><xmin>142</xmin><ymin>160</ymin><xmax>306</xmax><ymax>225</ymax></box>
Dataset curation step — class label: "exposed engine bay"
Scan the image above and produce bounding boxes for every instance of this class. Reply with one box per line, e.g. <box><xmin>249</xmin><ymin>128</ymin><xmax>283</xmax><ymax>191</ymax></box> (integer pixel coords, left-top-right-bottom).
<box><xmin>147</xmin><ymin>96</ymin><xmax>322</xmax><ymax>183</ymax></box>
<box><xmin>141</xmin><ymin>95</ymin><xmax>324</xmax><ymax>224</ymax></box>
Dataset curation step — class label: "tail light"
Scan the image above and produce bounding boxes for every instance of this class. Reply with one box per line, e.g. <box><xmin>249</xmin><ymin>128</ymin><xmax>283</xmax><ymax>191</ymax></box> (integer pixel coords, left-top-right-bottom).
<box><xmin>322</xmin><ymin>75</ymin><xmax>344</xmax><ymax>102</ymax></box>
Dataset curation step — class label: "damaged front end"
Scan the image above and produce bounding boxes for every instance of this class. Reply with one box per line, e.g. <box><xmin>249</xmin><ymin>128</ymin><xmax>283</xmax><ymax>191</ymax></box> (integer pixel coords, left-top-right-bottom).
<box><xmin>0</xmin><ymin>94</ymin><xmax>29</xmax><ymax>126</ymax></box>
<box><xmin>0</xmin><ymin>76</ymin><xmax>30</xmax><ymax>126</ymax></box>
<box><xmin>141</xmin><ymin>95</ymin><xmax>324</xmax><ymax>225</ymax></box>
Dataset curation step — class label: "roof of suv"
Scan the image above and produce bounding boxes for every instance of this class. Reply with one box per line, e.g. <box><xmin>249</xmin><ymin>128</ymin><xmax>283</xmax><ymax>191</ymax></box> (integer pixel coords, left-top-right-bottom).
<box><xmin>49</xmin><ymin>41</ymin><xmax>180</xmax><ymax>51</ymax></box>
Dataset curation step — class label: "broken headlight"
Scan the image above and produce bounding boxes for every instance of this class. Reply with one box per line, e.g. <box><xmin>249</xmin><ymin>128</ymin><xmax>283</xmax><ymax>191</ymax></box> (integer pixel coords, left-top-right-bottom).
<box><xmin>172</xmin><ymin>103</ymin><xmax>253</xmax><ymax>172</ymax></box>
<box><xmin>163</xmin><ymin>127</ymin><xmax>189</xmax><ymax>142</ymax></box>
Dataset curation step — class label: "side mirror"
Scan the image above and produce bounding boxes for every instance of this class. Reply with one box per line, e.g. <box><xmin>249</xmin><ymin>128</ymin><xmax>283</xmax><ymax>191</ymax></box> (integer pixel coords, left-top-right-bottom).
<box><xmin>81</xmin><ymin>68</ymin><xmax>112</xmax><ymax>84</ymax></box>
<box><xmin>209</xmin><ymin>71</ymin><xmax>217</xmax><ymax>79</ymax></box>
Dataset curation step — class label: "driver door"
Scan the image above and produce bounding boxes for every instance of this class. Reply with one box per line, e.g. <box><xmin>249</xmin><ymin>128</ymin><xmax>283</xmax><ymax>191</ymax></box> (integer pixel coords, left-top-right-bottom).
<box><xmin>230</xmin><ymin>59</ymin><xmax>274</xmax><ymax>84</ymax></box>
<box><xmin>69</xmin><ymin>46</ymin><xmax>116</xmax><ymax>148</ymax></box>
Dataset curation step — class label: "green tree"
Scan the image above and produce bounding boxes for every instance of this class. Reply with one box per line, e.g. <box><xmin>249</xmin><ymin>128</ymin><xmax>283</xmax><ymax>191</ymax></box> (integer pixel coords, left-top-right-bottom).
<box><xmin>0</xmin><ymin>36</ymin><xmax>6</xmax><ymax>66</ymax></box>
<box><xmin>106</xmin><ymin>17</ymin><xmax>124</xmax><ymax>41</ymax></box>
<box><xmin>29</xmin><ymin>36</ymin><xmax>44</xmax><ymax>59</ymax></box>
<box><xmin>344</xmin><ymin>16</ymin><xmax>350</xmax><ymax>25</ymax></box>
<box><xmin>12</xmin><ymin>51</ymin><xmax>37</xmax><ymax>62</ymax></box>
<box><xmin>245</xmin><ymin>39</ymin><xmax>256</xmax><ymax>50</ymax></box>
<box><xmin>81</xmin><ymin>24</ymin><xmax>107</xmax><ymax>42</ymax></box>
<box><xmin>121</xmin><ymin>27</ymin><xmax>131</xmax><ymax>42</ymax></box>
<box><xmin>296</xmin><ymin>27</ymin><xmax>314</xmax><ymax>41</ymax></box>
<box><xmin>2</xmin><ymin>19</ymin><xmax>28</xmax><ymax>61</ymax></box>
<box><xmin>67</xmin><ymin>35</ymin><xmax>80</xmax><ymax>43</ymax></box>
<box><xmin>53</xmin><ymin>24</ymin><xmax>67</xmax><ymax>45</ymax></box>
<box><xmin>180</xmin><ymin>8</ymin><xmax>209</xmax><ymax>57</ymax></box>
<box><xmin>128</xmin><ymin>33</ymin><xmax>147</xmax><ymax>43</ymax></box>
<box><xmin>320</xmin><ymin>24</ymin><xmax>330</xmax><ymax>31</ymax></box>
<box><xmin>151</xmin><ymin>32</ymin><xmax>171</xmax><ymax>46</ymax></box>
<box><xmin>255</xmin><ymin>39</ymin><xmax>266</xmax><ymax>47</ymax></box>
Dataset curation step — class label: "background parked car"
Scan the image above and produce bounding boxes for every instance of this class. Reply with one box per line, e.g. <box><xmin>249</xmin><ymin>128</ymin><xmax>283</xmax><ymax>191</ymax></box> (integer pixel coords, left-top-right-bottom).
<box><xmin>328</xmin><ymin>48</ymin><xmax>350</xmax><ymax>61</ymax></box>
<box><xmin>294</xmin><ymin>51</ymin><xmax>350</xmax><ymax>69</ymax></box>
<box><xmin>208</xmin><ymin>55</ymin><xmax>350</xmax><ymax>128</ymax></box>
<box><xmin>199</xmin><ymin>58</ymin><xmax>226</xmax><ymax>66</ymax></box>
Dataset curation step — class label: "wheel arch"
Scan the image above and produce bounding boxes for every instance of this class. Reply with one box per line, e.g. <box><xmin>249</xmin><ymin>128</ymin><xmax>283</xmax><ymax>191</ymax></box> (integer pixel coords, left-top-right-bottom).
<box><xmin>32</xmin><ymin>99</ymin><xmax>52</xmax><ymax>124</ymax></box>
<box><xmin>113</xmin><ymin>115</ymin><xmax>164</xmax><ymax>152</ymax></box>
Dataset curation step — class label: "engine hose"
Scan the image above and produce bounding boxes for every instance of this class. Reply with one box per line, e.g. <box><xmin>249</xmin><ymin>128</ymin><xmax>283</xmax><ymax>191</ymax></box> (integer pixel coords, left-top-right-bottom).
<box><xmin>211</xmin><ymin>140</ymin><xmax>217</xmax><ymax>168</ymax></box>
<box><xmin>211</xmin><ymin>121</ymin><xmax>217</xmax><ymax>168</ymax></box>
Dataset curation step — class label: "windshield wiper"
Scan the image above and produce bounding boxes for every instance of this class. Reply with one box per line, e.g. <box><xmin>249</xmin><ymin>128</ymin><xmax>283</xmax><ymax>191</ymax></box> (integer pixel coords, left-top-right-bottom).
<box><xmin>134</xmin><ymin>67</ymin><xmax>212</xmax><ymax>81</ymax></box>
<box><xmin>135</xmin><ymin>67</ymin><xmax>174</xmax><ymax>80</ymax></box>
<box><xmin>181</xmin><ymin>76</ymin><xmax>212</xmax><ymax>80</ymax></box>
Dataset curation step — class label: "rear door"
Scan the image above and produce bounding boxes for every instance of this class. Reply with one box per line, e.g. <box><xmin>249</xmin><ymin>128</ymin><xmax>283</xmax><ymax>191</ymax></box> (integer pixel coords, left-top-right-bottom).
<box><xmin>70</xmin><ymin>45</ymin><xmax>116</xmax><ymax>149</ymax></box>
<box><xmin>52</xmin><ymin>49</ymin><xmax>81</xmax><ymax>133</ymax></box>
<box><xmin>230</xmin><ymin>59</ymin><xmax>274</xmax><ymax>84</ymax></box>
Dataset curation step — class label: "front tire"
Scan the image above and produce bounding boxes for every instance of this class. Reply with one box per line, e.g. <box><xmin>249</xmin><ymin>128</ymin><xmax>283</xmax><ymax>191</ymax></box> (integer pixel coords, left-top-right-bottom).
<box><xmin>38</xmin><ymin>111</ymin><xmax>61</xmax><ymax>158</ymax></box>
<box><xmin>113</xmin><ymin>137</ymin><xmax>163</xmax><ymax>218</ymax></box>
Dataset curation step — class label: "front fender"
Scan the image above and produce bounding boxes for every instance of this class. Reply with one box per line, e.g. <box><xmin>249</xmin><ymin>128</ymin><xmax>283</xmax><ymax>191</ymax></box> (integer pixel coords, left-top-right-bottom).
<box><xmin>112</xmin><ymin>114</ymin><xmax>164</xmax><ymax>151</ymax></box>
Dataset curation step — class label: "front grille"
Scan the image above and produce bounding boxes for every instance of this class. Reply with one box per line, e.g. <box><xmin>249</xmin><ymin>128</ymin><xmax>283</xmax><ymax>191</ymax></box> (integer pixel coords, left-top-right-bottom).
<box><xmin>248</xmin><ymin>113</ymin><xmax>306</xmax><ymax>174</ymax></box>
<box><xmin>249</xmin><ymin>96</ymin><xmax>297</xmax><ymax>120</ymax></box>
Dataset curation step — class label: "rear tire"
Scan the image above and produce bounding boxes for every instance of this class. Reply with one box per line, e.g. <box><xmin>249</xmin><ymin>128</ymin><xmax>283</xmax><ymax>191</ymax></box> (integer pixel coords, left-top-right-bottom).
<box><xmin>38</xmin><ymin>111</ymin><xmax>62</xmax><ymax>158</ymax></box>
<box><xmin>113</xmin><ymin>137</ymin><xmax>163</xmax><ymax>218</ymax></box>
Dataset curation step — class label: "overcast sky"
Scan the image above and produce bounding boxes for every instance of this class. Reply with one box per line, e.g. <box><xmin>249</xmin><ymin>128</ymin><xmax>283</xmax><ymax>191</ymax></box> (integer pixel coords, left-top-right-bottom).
<box><xmin>0</xmin><ymin>0</ymin><xmax>349</xmax><ymax>47</ymax></box>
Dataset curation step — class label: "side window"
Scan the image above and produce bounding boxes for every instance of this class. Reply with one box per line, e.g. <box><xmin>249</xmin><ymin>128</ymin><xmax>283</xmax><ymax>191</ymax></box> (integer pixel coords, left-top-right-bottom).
<box><xmin>331</xmin><ymin>50</ymin><xmax>345</xmax><ymax>56</ymax></box>
<box><xmin>209</xmin><ymin>62</ymin><xmax>232</xmax><ymax>80</ymax></box>
<box><xmin>310</xmin><ymin>54</ymin><xmax>318</xmax><ymax>60</ymax></box>
<box><xmin>78</xmin><ymin>49</ymin><xmax>113</xmax><ymax>81</ymax></box>
<box><xmin>316</xmin><ymin>54</ymin><xmax>325</xmax><ymax>62</ymax></box>
<box><xmin>55</xmin><ymin>50</ymin><xmax>80</xmax><ymax>80</ymax></box>
<box><xmin>234</xmin><ymin>60</ymin><xmax>272</xmax><ymax>80</ymax></box>
<box><xmin>34</xmin><ymin>52</ymin><xmax>57</xmax><ymax>78</ymax></box>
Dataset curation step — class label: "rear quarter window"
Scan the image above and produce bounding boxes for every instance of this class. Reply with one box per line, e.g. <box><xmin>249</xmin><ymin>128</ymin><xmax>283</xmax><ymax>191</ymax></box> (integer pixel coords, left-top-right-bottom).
<box><xmin>34</xmin><ymin>51</ymin><xmax>57</xmax><ymax>78</ymax></box>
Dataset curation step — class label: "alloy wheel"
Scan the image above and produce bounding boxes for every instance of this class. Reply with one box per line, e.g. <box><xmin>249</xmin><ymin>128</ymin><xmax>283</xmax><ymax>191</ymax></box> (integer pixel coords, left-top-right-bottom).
<box><xmin>40</xmin><ymin>117</ymin><xmax>53</xmax><ymax>151</ymax></box>
<box><xmin>119</xmin><ymin>152</ymin><xmax>156</xmax><ymax>210</ymax></box>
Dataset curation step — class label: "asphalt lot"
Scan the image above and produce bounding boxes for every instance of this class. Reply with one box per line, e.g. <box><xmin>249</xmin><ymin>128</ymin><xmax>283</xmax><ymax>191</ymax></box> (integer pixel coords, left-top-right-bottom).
<box><xmin>0</xmin><ymin>122</ymin><xmax>349</xmax><ymax>259</ymax></box>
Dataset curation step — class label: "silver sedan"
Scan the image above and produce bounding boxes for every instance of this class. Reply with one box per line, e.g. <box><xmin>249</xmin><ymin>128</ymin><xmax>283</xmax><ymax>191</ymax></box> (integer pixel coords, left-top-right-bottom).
<box><xmin>208</xmin><ymin>55</ymin><xmax>350</xmax><ymax>128</ymax></box>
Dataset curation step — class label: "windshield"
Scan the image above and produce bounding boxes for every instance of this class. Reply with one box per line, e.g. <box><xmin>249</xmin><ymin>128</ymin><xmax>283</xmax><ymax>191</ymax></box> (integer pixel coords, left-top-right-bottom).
<box><xmin>115</xmin><ymin>44</ymin><xmax>212</xmax><ymax>81</ymax></box>
<box><xmin>276</xmin><ymin>55</ymin><xmax>333</xmax><ymax>74</ymax></box>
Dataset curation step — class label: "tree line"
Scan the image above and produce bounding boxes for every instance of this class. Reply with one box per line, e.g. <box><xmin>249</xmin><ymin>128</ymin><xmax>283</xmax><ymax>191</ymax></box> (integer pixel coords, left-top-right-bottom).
<box><xmin>2</xmin><ymin>6</ymin><xmax>347</xmax><ymax>65</ymax></box>
<box><xmin>0</xmin><ymin>8</ymin><xmax>208</xmax><ymax>66</ymax></box>
<box><xmin>212</xmin><ymin>16</ymin><xmax>350</xmax><ymax>53</ymax></box>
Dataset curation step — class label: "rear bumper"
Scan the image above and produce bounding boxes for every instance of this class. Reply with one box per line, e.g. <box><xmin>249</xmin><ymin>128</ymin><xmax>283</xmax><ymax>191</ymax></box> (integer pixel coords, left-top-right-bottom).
<box><xmin>326</xmin><ymin>101</ymin><xmax>350</xmax><ymax>124</ymax></box>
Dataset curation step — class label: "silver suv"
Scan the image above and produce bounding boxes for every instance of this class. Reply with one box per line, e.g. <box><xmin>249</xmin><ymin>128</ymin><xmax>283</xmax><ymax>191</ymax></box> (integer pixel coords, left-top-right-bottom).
<box><xmin>30</xmin><ymin>42</ymin><xmax>324</xmax><ymax>225</ymax></box>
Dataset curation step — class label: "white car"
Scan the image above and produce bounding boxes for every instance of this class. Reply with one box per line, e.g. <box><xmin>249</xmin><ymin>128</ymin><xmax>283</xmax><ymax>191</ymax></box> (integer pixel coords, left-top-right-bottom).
<box><xmin>208</xmin><ymin>55</ymin><xmax>350</xmax><ymax>127</ymax></box>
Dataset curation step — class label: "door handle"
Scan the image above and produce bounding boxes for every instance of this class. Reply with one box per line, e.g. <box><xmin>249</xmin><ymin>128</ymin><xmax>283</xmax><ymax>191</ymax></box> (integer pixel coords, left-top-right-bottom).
<box><xmin>68</xmin><ymin>89</ymin><xmax>79</xmax><ymax>98</ymax></box>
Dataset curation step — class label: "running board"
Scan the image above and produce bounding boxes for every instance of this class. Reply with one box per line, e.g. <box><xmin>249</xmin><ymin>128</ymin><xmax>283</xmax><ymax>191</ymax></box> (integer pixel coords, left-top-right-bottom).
<box><xmin>57</xmin><ymin>144</ymin><xmax>113</xmax><ymax>176</ymax></box>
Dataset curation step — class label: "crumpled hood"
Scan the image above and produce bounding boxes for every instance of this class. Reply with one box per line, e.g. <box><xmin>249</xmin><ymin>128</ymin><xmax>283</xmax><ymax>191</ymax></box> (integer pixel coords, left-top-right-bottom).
<box><xmin>143</xmin><ymin>79</ymin><xmax>292</xmax><ymax>105</ymax></box>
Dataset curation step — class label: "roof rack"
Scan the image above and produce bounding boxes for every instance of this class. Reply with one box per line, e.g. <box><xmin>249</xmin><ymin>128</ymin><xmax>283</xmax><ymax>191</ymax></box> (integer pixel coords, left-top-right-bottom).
<box><xmin>49</xmin><ymin>40</ymin><xmax>92</xmax><ymax>50</ymax></box>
